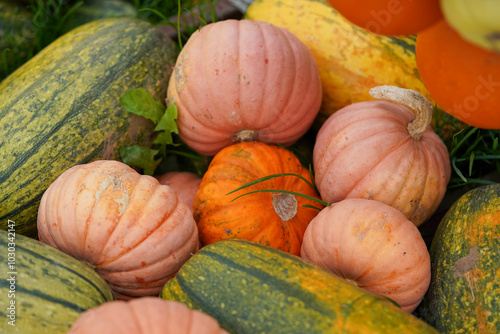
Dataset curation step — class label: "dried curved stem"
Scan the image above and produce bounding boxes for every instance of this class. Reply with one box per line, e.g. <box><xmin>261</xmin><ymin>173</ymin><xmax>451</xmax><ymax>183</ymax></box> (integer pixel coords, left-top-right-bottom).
<box><xmin>369</xmin><ymin>85</ymin><xmax>433</xmax><ymax>140</ymax></box>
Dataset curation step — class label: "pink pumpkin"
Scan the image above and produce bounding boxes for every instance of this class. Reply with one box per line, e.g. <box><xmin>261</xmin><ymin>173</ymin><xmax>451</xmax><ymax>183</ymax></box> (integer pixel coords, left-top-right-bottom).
<box><xmin>167</xmin><ymin>19</ymin><xmax>322</xmax><ymax>156</ymax></box>
<box><xmin>155</xmin><ymin>171</ymin><xmax>202</xmax><ymax>211</ymax></box>
<box><xmin>313</xmin><ymin>86</ymin><xmax>451</xmax><ymax>226</ymax></box>
<box><xmin>37</xmin><ymin>160</ymin><xmax>199</xmax><ymax>299</ymax></box>
<box><xmin>68</xmin><ymin>297</ymin><xmax>228</xmax><ymax>334</ymax></box>
<box><xmin>301</xmin><ymin>198</ymin><xmax>431</xmax><ymax>313</ymax></box>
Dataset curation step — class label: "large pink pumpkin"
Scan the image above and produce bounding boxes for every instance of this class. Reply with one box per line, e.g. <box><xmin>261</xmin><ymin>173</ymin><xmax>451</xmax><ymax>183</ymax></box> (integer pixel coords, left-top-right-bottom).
<box><xmin>301</xmin><ymin>198</ymin><xmax>431</xmax><ymax>313</ymax></box>
<box><xmin>68</xmin><ymin>297</ymin><xmax>228</xmax><ymax>334</ymax></box>
<box><xmin>37</xmin><ymin>160</ymin><xmax>199</xmax><ymax>299</ymax></box>
<box><xmin>167</xmin><ymin>19</ymin><xmax>322</xmax><ymax>156</ymax></box>
<box><xmin>313</xmin><ymin>86</ymin><xmax>451</xmax><ymax>226</ymax></box>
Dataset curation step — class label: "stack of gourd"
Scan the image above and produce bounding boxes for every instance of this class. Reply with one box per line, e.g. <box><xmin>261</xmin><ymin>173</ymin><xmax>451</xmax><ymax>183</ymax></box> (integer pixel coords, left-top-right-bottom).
<box><xmin>0</xmin><ymin>0</ymin><xmax>498</xmax><ymax>333</ymax></box>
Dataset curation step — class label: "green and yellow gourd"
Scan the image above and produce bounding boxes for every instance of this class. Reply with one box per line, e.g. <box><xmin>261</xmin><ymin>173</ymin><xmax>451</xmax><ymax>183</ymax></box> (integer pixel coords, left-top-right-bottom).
<box><xmin>0</xmin><ymin>17</ymin><xmax>178</xmax><ymax>236</ymax></box>
<box><xmin>0</xmin><ymin>229</ymin><xmax>114</xmax><ymax>333</ymax></box>
<box><xmin>420</xmin><ymin>184</ymin><xmax>500</xmax><ymax>333</ymax></box>
<box><xmin>245</xmin><ymin>0</ymin><xmax>434</xmax><ymax>126</ymax></box>
<box><xmin>160</xmin><ymin>239</ymin><xmax>438</xmax><ymax>333</ymax></box>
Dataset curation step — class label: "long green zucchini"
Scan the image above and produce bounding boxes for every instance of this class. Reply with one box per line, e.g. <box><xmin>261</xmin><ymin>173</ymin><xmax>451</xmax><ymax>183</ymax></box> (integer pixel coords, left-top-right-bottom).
<box><xmin>0</xmin><ymin>228</ymin><xmax>114</xmax><ymax>333</ymax></box>
<box><xmin>160</xmin><ymin>239</ymin><xmax>439</xmax><ymax>333</ymax></box>
<box><xmin>0</xmin><ymin>17</ymin><xmax>178</xmax><ymax>236</ymax></box>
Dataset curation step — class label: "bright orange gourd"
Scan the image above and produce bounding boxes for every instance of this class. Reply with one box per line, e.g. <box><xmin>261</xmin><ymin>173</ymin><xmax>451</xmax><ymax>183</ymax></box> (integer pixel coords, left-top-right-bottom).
<box><xmin>193</xmin><ymin>141</ymin><xmax>323</xmax><ymax>255</ymax></box>
<box><xmin>68</xmin><ymin>297</ymin><xmax>228</xmax><ymax>334</ymax></box>
<box><xmin>167</xmin><ymin>19</ymin><xmax>322</xmax><ymax>156</ymax></box>
<box><xmin>301</xmin><ymin>198</ymin><xmax>431</xmax><ymax>313</ymax></box>
<box><xmin>156</xmin><ymin>171</ymin><xmax>202</xmax><ymax>211</ymax></box>
<box><xmin>313</xmin><ymin>86</ymin><xmax>451</xmax><ymax>226</ymax></box>
<box><xmin>326</xmin><ymin>0</ymin><xmax>442</xmax><ymax>36</ymax></box>
<box><xmin>37</xmin><ymin>160</ymin><xmax>199</xmax><ymax>299</ymax></box>
<box><xmin>416</xmin><ymin>19</ymin><xmax>500</xmax><ymax>129</ymax></box>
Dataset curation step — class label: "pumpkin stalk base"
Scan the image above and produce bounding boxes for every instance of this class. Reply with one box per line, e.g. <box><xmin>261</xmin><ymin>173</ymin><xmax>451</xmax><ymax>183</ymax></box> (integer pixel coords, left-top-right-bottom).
<box><xmin>369</xmin><ymin>85</ymin><xmax>433</xmax><ymax>140</ymax></box>
<box><xmin>233</xmin><ymin>129</ymin><xmax>257</xmax><ymax>142</ymax></box>
<box><xmin>272</xmin><ymin>193</ymin><xmax>298</xmax><ymax>222</ymax></box>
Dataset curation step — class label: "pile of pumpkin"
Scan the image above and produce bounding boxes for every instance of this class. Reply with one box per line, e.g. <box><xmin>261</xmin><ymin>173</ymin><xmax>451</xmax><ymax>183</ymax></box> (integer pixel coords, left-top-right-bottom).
<box><xmin>0</xmin><ymin>0</ymin><xmax>499</xmax><ymax>333</ymax></box>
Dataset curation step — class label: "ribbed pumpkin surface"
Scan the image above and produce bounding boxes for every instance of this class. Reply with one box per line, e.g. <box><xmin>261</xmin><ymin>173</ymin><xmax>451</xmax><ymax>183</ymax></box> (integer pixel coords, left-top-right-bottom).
<box><xmin>0</xmin><ymin>17</ymin><xmax>178</xmax><ymax>236</ymax></box>
<box><xmin>0</xmin><ymin>229</ymin><xmax>114</xmax><ymax>333</ymax></box>
<box><xmin>244</xmin><ymin>0</ymin><xmax>434</xmax><ymax>126</ymax></box>
<box><xmin>160</xmin><ymin>239</ymin><xmax>439</xmax><ymax>334</ymax></box>
<box><xmin>420</xmin><ymin>184</ymin><xmax>500</xmax><ymax>333</ymax></box>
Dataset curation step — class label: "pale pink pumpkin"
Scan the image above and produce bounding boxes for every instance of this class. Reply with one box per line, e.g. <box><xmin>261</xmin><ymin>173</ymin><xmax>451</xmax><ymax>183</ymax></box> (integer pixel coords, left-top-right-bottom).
<box><xmin>155</xmin><ymin>171</ymin><xmax>202</xmax><ymax>211</ymax></box>
<box><xmin>301</xmin><ymin>198</ymin><xmax>431</xmax><ymax>313</ymax></box>
<box><xmin>167</xmin><ymin>19</ymin><xmax>322</xmax><ymax>156</ymax></box>
<box><xmin>313</xmin><ymin>86</ymin><xmax>451</xmax><ymax>226</ymax></box>
<box><xmin>68</xmin><ymin>297</ymin><xmax>229</xmax><ymax>334</ymax></box>
<box><xmin>37</xmin><ymin>160</ymin><xmax>199</xmax><ymax>299</ymax></box>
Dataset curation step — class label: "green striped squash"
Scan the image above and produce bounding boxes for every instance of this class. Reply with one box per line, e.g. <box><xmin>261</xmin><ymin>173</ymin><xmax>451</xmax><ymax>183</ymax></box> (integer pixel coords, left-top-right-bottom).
<box><xmin>419</xmin><ymin>184</ymin><xmax>500</xmax><ymax>333</ymax></box>
<box><xmin>160</xmin><ymin>239</ymin><xmax>439</xmax><ymax>334</ymax></box>
<box><xmin>0</xmin><ymin>17</ymin><xmax>178</xmax><ymax>236</ymax></box>
<box><xmin>0</xmin><ymin>229</ymin><xmax>114</xmax><ymax>333</ymax></box>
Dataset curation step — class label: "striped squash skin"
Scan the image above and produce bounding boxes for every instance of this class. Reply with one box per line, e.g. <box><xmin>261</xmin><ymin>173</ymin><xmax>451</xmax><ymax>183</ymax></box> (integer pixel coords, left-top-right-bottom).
<box><xmin>0</xmin><ymin>229</ymin><xmax>114</xmax><ymax>333</ymax></box>
<box><xmin>0</xmin><ymin>17</ymin><xmax>178</xmax><ymax>236</ymax></box>
<box><xmin>160</xmin><ymin>239</ymin><xmax>439</xmax><ymax>334</ymax></box>
<box><xmin>244</xmin><ymin>0</ymin><xmax>434</xmax><ymax>126</ymax></box>
<box><xmin>419</xmin><ymin>184</ymin><xmax>500</xmax><ymax>333</ymax></box>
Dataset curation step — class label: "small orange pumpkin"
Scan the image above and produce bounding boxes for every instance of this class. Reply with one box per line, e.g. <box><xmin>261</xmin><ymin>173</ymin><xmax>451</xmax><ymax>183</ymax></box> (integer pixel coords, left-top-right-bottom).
<box><xmin>326</xmin><ymin>0</ymin><xmax>442</xmax><ymax>36</ymax></box>
<box><xmin>313</xmin><ymin>86</ymin><xmax>451</xmax><ymax>226</ymax></box>
<box><xmin>301</xmin><ymin>198</ymin><xmax>431</xmax><ymax>313</ymax></box>
<box><xmin>156</xmin><ymin>171</ymin><xmax>202</xmax><ymax>211</ymax></box>
<box><xmin>37</xmin><ymin>160</ymin><xmax>199</xmax><ymax>299</ymax></box>
<box><xmin>167</xmin><ymin>19</ymin><xmax>322</xmax><ymax>156</ymax></box>
<box><xmin>193</xmin><ymin>141</ymin><xmax>323</xmax><ymax>255</ymax></box>
<box><xmin>416</xmin><ymin>19</ymin><xmax>500</xmax><ymax>129</ymax></box>
<box><xmin>68</xmin><ymin>297</ymin><xmax>228</xmax><ymax>334</ymax></box>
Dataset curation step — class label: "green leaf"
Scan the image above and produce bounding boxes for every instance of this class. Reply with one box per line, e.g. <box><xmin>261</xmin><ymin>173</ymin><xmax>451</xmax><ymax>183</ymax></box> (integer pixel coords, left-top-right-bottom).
<box><xmin>119</xmin><ymin>145</ymin><xmax>161</xmax><ymax>176</ymax></box>
<box><xmin>153</xmin><ymin>103</ymin><xmax>179</xmax><ymax>146</ymax></box>
<box><xmin>119</xmin><ymin>88</ymin><xmax>165</xmax><ymax>124</ymax></box>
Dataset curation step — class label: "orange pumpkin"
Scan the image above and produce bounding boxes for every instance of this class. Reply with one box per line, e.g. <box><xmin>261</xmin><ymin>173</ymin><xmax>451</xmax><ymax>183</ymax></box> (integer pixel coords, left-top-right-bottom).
<box><xmin>156</xmin><ymin>171</ymin><xmax>202</xmax><ymax>211</ymax></box>
<box><xmin>416</xmin><ymin>19</ymin><xmax>500</xmax><ymax>129</ymax></box>
<box><xmin>37</xmin><ymin>160</ymin><xmax>199</xmax><ymax>299</ymax></box>
<box><xmin>326</xmin><ymin>0</ymin><xmax>442</xmax><ymax>36</ymax></box>
<box><xmin>301</xmin><ymin>198</ymin><xmax>431</xmax><ymax>313</ymax></box>
<box><xmin>167</xmin><ymin>19</ymin><xmax>322</xmax><ymax>156</ymax></box>
<box><xmin>313</xmin><ymin>86</ymin><xmax>451</xmax><ymax>226</ymax></box>
<box><xmin>68</xmin><ymin>297</ymin><xmax>228</xmax><ymax>334</ymax></box>
<box><xmin>193</xmin><ymin>141</ymin><xmax>323</xmax><ymax>255</ymax></box>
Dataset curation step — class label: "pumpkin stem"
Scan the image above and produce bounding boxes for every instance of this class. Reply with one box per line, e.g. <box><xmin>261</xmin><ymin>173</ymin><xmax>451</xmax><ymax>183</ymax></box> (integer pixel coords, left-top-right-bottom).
<box><xmin>272</xmin><ymin>193</ymin><xmax>298</xmax><ymax>221</ymax></box>
<box><xmin>233</xmin><ymin>129</ymin><xmax>257</xmax><ymax>142</ymax></box>
<box><xmin>369</xmin><ymin>85</ymin><xmax>433</xmax><ymax>140</ymax></box>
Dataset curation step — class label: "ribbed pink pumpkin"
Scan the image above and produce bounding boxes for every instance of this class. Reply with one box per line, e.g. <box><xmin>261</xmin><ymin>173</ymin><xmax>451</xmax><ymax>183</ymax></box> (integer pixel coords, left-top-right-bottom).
<box><xmin>155</xmin><ymin>171</ymin><xmax>202</xmax><ymax>211</ymax></box>
<box><xmin>167</xmin><ymin>19</ymin><xmax>322</xmax><ymax>156</ymax></box>
<box><xmin>68</xmin><ymin>297</ymin><xmax>228</xmax><ymax>334</ymax></box>
<box><xmin>301</xmin><ymin>198</ymin><xmax>431</xmax><ymax>313</ymax></box>
<box><xmin>37</xmin><ymin>160</ymin><xmax>199</xmax><ymax>299</ymax></box>
<box><xmin>313</xmin><ymin>86</ymin><xmax>451</xmax><ymax>226</ymax></box>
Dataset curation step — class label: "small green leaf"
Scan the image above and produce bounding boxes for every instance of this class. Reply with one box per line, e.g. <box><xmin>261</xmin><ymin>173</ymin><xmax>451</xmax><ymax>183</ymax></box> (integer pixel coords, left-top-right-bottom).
<box><xmin>119</xmin><ymin>145</ymin><xmax>161</xmax><ymax>176</ymax></box>
<box><xmin>153</xmin><ymin>103</ymin><xmax>179</xmax><ymax>146</ymax></box>
<box><xmin>120</xmin><ymin>88</ymin><xmax>165</xmax><ymax>124</ymax></box>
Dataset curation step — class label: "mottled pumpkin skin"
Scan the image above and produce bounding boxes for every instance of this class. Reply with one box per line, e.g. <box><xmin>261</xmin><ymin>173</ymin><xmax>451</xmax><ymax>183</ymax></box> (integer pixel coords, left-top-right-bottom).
<box><xmin>37</xmin><ymin>160</ymin><xmax>199</xmax><ymax>299</ymax></box>
<box><xmin>420</xmin><ymin>184</ymin><xmax>500</xmax><ymax>333</ymax></box>
<box><xmin>68</xmin><ymin>297</ymin><xmax>228</xmax><ymax>334</ymax></box>
<box><xmin>193</xmin><ymin>141</ymin><xmax>322</xmax><ymax>255</ymax></box>
<box><xmin>301</xmin><ymin>198</ymin><xmax>431</xmax><ymax>313</ymax></box>
<box><xmin>160</xmin><ymin>239</ymin><xmax>439</xmax><ymax>334</ymax></box>
<box><xmin>167</xmin><ymin>19</ymin><xmax>322</xmax><ymax>156</ymax></box>
<box><xmin>313</xmin><ymin>100</ymin><xmax>451</xmax><ymax>226</ymax></box>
